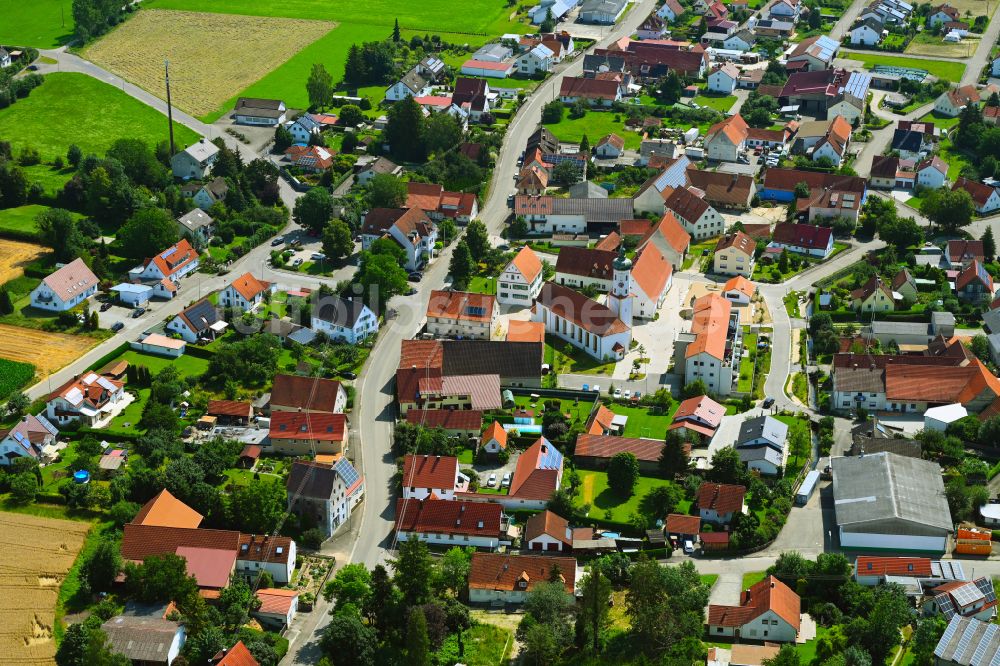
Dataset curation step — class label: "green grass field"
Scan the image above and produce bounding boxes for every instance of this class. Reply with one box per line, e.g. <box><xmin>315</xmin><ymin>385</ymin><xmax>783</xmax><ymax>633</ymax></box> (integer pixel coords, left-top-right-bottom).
<box><xmin>576</xmin><ymin>470</ymin><xmax>688</xmax><ymax>523</ymax></box>
<box><xmin>117</xmin><ymin>350</ymin><xmax>210</xmax><ymax>377</ymax></box>
<box><xmin>0</xmin><ymin>0</ymin><xmax>75</xmax><ymax>48</ymax></box>
<box><xmin>607</xmin><ymin>402</ymin><xmax>680</xmax><ymax>439</ymax></box>
<box><xmin>0</xmin><ymin>358</ymin><xmax>36</xmax><ymax>401</ymax></box>
<box><xmin>692</xmin><ymin>94</ymin><xmax>738</xmax><ymax>113</ymax></box>
<box><xmin>742</xmin><ymin>571</ymin><xmax>767</xmax><ymax>589</ymax></box>
<box><xmin>846</xmin><ymin>52</ymin><xmax>966</xmax><ymax>83</ymax></box>
<box><xmin>544</xmin><ymin>111</ymin><xmax>641</xmax><ymax>150</ymax></box>
<box><xmin>0</xmin><ymin>73</ymin><xmax>199</xmax><ymax>191</ymax></box>
<box><xmin>0</xmin><ymin>204</ymin><xmax>83</xmax><ymax>237</ymax></box>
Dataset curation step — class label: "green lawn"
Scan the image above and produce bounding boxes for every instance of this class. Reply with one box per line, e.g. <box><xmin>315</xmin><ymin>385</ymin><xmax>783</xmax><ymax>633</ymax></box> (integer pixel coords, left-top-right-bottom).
<box><xmin>106</xmin><ymin>388</ymin><xmax>150</xmax><ymax>435</ymax></box>
<box><xmin>846</xmin><ymin>52</ymin><xmax>965</xmax><ymax>82</ymax></box>
<box><xmin>737</xmin><ymin>333</ymin><xmax>756</xmax><ymax>393</ymax></box>
<box><xmin>117</xmin><ymin>350</ymin><xmax>210</xmax><ymax>377</ymax></box>
<box><xmin>938</xmin><ymin>140</ymin><xmax>972</xmax><ymax>180</ymax></box>
<box><xmin>742</xmin><ymin>571</ymin><xmax>767</xmax><ymax>588</ymax></box>
<box><xmin>435</xmin><ymin>622</ymin><xmax>512</xmax><ymax>666</ymax></box>
<box><xmin>511</xmin><ymin>394</ymin><xmax>595</xmax><ymax>424</ymax></box>
<box><xmin>544</xmin><ymin>111</ymin><xmax>641</xmax><ymax>150</ymax></box>
<box><xmin>457</xmin><ymin>448</ymin><xmax>474</xmax><ymax>464</ymax></box>
<box><xmin>0</xmin><ymin>73</ymin><xmax>199</xmax><ymax>191</ymax></box>
<box><xmin>466</xmin><ymin>275</ymin><xmax>496</xmax><ymax>295</ymax></box>
<box><xmin>796</xmin><ymin>625</ymin><xmax>831</xmax><ymax>664</ymax></box>
<box><xmin>0</xmin><ymin>0</ymin><xmax>74</xmax><ymax>48</ymax></box>
<box><xmin>576</xmin><ymin>470</ymin><xmax>682</xmax><ymax>524</ymax></box>
<box><xmin>919</xmin><ymin>110</ymin><xmax>962</xmax><ymax>130</ymax></box>
<box><xmin>700</xmin><ymin>574</ymin><xmax>719</xmax><ymax>587</ymax></box>
<box><xmin>0</xmin><ymin>204</ymin><xmax>83</xmax><ymax>238</ymax></box>
<box><xmin>544</xmin><ymin>335</ymin><xmax>617</xmax><ymax>376</ymax></box>
<box><xmin>683</xmin><ymin>239</ymin><xmax>717</xmax><ymax>271</ymax></box>
<box><xmin>692</xmin><ymin>94</ymin><xmax>738</xmax><ymax>113</ymax></box>
<box><xmin>607</xmin><ymin>402</ymin><xmax>679</xmax><ymax>439</ymax></box>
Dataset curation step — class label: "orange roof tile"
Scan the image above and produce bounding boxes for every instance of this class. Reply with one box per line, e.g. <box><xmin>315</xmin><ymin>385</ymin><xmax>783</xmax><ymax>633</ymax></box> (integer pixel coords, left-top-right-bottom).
<box><xmin>686</xmin><ymin>293</ymin><xmax>731</xmax><ymax>360</ymax></box>
<box><xmin>706</xmin><ymin>114</ymin><xmax>749</xmax><ymax>147</ymax></box>
<box><xmin>645</xmin><ymin>210</ymin><xmax>691</xmax><ymax>254</ymax></box>
<box><xmin>708</xmin><ymin>575</ymin><xmax>800</xmax><ymax>630</ymax></box>
<box><xmin>510</xmin><ymin>246</ymin><xmax>543</xmax><ymax>283</ymax></box>
<box><xmin>213</xmin><ymin>641</ymin><xmax>260</xmax><ymax>666</ymax></box>
<box><xmin>426</xmin><ymin>290</ymin><xmax>497</xmax><ymax>323</ymax></box>
<box><xmin>631</xmin><ymin>244</ymin><xmax>672</xmax><ymax>302</ymax></box>
<box><xmin>855</xmin><ymin>556</ymin><xmax>932</xmax><ymax>577</ymax></box>
<box><xmin>256</xmin><ymin>588</ymin><xmax>298</xmax><ymax>615</ymax></box>
<box><xmin>510</xmin><ymin>437</ymin><xmax>563</xmax><ymax>499</ymax></box>
<box><xmin>696</xmin><ymin>482</ymin><xmax>746</xmax><ymax>514</ymax></box>
<box><xmin>586</xmin><ymin>404</ymin><xmax>617</xmax><ymax>435</ymax></box>
<box><xmin>723</xmin><ymin>275</ymin><xmax>756</xmax><ymax>298</ymax></box>
<box><xmin>716</xmin><ymin>231</ymin><xmax>756</xmax><ymax>257</ymax></box>
<box><xmin>402</xmin><ymin>454</ymin><xmax>459</xmax><ymax>490</ymax></box>
<box><xmin>507</xmin><ymin>320</ymin><xmax>545</xmax><ymax>343</ymax></box>
<box><xmin>469</xmin><ymin>552</ymin><xmax>577</xmax><ymax>594</ymax></box>
<box><xmin>666</xmin><ymin>513</ymin><xmax>701</xmax><ymax>534</ymax></box>
<box><xmin>524</xmin><ymin>510</ymin><xmax>571</xmax><ymax>545</ymax></box>
<box><xmin>228</xmin><ymin>272</ymin><xmax>270</xmax><ymax>302</ymax></box>
<box><xmin>483</xmin><ymin>421</ymin><xmax>508</xmax><ymax>448</ymax></box>
<box><xmin>133</xmin><ymin>489</ymin><xmax>204</xmax><ymax>529</ymax></box>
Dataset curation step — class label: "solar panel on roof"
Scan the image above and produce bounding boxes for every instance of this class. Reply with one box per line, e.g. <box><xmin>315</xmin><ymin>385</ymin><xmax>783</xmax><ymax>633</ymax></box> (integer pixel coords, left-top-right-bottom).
<box><xmin>161</xmin><ymin>247</ymin><xmax>177</xmax><ymax>258</ymax></box>
<box><xmin>958</xmin><ymin>621</ymin><xmax>980</xmax><ymax>661</ymax></box>
<box><xmin>334</xmin><ymin>458</ymin><xmax>361</xmax><ymax>487</ymax></box>
<box><xmin>953</xmin><ymin>583</ymin><xmax>986</xmax><ymax>609</ymax></box>
<box><xmin>937</xmin><ymin>592</ymin><xmax>957</xmax><ymax>619</ymax></box>
<box><xmin>937</xmin><ymin>616</ymin><xmax>961</xmax><ymax>658</ymax></box>
<box><xmin>973</xmin><ymin>624</ymin><xmax>999</xmax><ymax>665</ymax></box>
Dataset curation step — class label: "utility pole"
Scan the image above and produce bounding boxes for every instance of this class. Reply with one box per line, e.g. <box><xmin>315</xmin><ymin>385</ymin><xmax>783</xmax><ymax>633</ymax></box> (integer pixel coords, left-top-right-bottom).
<box><xmin>165</xmin><ymin>60</ymin><xmax>175</xmax><ymax>156</ymax></box>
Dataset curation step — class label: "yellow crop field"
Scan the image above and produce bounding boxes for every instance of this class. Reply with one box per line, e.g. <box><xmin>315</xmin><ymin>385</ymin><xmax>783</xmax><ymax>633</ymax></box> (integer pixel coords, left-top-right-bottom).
<box><xmin>83</xmin><ymin>9</ymin><xmax>335</xmax><ymax>117</ymax></box>
<box><xmin>0</xmin><ymin>238</ymin><xmax>48</xmax><ymax>284</ymax></box>
<box><xmin>0</xmin><ymin>512</ymin><xmax>89</xmax><ymax>665</ymax></box>
<box><xmin>0</xmin><ymin>323</ymin><xmax>97</xmax><ymax>378</ymax></box>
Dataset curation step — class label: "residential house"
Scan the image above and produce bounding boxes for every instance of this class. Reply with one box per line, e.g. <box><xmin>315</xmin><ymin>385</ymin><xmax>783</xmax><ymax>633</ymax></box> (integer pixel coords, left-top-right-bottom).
<box><xmin>468</xmin><ymin>552</ymin><xmax>577</xmax><ymax>604</ymax></box>
<box><xmin>594</xmin><ymin>133</ymin><xmax>626</xmax><ymax>158</ymax></box>
<box><xmin>212</xmin><ymin>641</ymin><xmax>260</xmax><ymax>666</ymax></box>
<box><xmin>725</xmin><ymin>29</ymin><xmax>757</xmax><ymax>51</ymax></box>
<box><xmin>386</xmin><ymin>69</ymin><xmax>432</xmax><ymax>102</ymax></box>
<box><xmin>850</xmin><ymin>16</ymin><xmax>885</xmax><ymax>45</ymax></box>
<box><xmin>687</xmin><ymin>168</ymin><xmax>757</xmax><ymax>210</ymax></box>
<box><xmin>698</xmin><ymin>481</ymin><xmax>747</xmax><ymax>524</ymax></box>
<box><xmin>579</xmin><ymin>0</ymin><xmax>629</xmax><ymax>23</ymax></box>
<box><xmin>233</xmin><ymin>97</ymin><xmax>286</xmax><ymax>125</ymax></box>
<box><xmin>993</xmin><ymin>54</ymin><xmax>1000</xmax><ymax>77</ymax></box>
<box><xmin>270</xmin><ymin>374</ymin><xmax>348</xmax><ymax>414</ymax></box>
<box><xmin>933</xmin><ymin>615</ymin><xmax>1000</xmax><ymax>666</ymax></box>
<box><xmin>559</xmin><ymin>76</ymin><xmax>622</xmax><ymax>106</ymax></box>
<box><xmin>713</xmin><ymin>231</ymin><xmax>757</xmax><ymax>278</ymax></box>
<box><xmin>657</xmin><ymin>0</ymin><xmax>685</xmax><ymax>21</ymax></box>
<box><xmin>166</xmin><ymin>299</ymin><xmax>225</xmax><ymax>343</ymax></box>
<box><xmin>29</xmin><ymin>258</ymin><xmax>97</xmax><ymax>312</ymax></box>
<box><xmin>287</xmin><ymin>459</ymin><xmax>365</xmax><ymax>537</ymax></box>
<box><xmin>633</xmin><ymin>155</ymin><xmax>691</xmax><ymax>214</ymax></box>
<box><xmin>395</xmin><ymin>497</ymin><xmax>505</xmax><ymax>548</ymax></box>
<box><xmin>892</xmin><ymin>122</ymin><xmax>937</xmax><ymax>160</ymax></box>
<box><xmin>189</xmin><ymin>177</ymin><xmax>229</xmax><ymax>211</ymax></box>
<box><xmin>935</xmin><ymin>85</ymin><xmax>981</xmax><ymax>117</ymax></box>
<box><xmin>451</xmin><ymin>77</ymin><xmax>492</xmax><ymax>123</ymax></box>
<box><xmin>629</xmin><ymin>211</ymin><xmax>691</xmax><ymax>271</ymax></box>
<box><xmin>103</xmin><ymin>611</ymin><xmax>186</xmax><ymax>666</ymax></box>
<box><xmin>574</xmin><ymin>433</ymin><xmax>665</xmax><ymax>473</ymax></box>
<box><xmin>832</xmin><ymin>451</ymin><xmax>952</xmax><ymax>551</ymax></box>
<box><xmin>638</xmin><ymin>13</ymin><xmax>668</xmax><ymax>39</ymax></box>
<box><xmin>631</xmin><ymin>244</ymin><xmax>673</xmax><ymax>319</ymax></box>
<box><xmin>356</xmin><ymin>156</ymin><xmax>402</xmax><ymax>186</ymax></box>
<box><xmin>707</xmin><ymin>576</ymin><xmax>801</xmax><ymax>642</ymax></box>
<box><xmin>917</xmin><ymin>156</ymin><xmax>948</xmax><ymax>189</ymax></box>
<box><xmin>928</xmin><ymin>3</ymin><xmax>960</xmax><ymax>27</ymax></box>
<box><xmin>518</xmin><ymin>164</ymin><xmax>549</xmax><ymax>195</ymax></box>
<box><xmin>402</xmin><ymin>454</ymin><xmax>468</xmax><ymax>500</ymax></box>
<box><xmin>504</xmin><ymin>437</ymin><xmax>564</xmax><ymax>509</ymax></box>
<box><xmin>665</xmin><ymin>514</ymin><xmax>702</xmax><ymax>543</ymax></box>
<box><xmin>460</xmin><ymin>59</ymin><xmax>515</xmax><ymax>79</ymax></box>
<box><xmin>786</xmin><ymin>35</ymin><xmax>839</xmax><ymax>71</ymax></box>
<box><xmin>46</xmin><ymin>372</ymin><xmax>124</xmax><ymax>426</ymax></box>
<box><xmin>736</xmin><ymin>415</ymin><xmax>788</xmax><ymax>475</ymax></box>
<box><xmin>532</xmin><ymin>281</ymin><xmax>631</xmax><ymax>361</ymax></box>
<box><xmin>360</xmin><ymin>206</ymin><xmax>438</xmax><ymax>271</ymax></box>
<box><xmin>514</xmin><ymin>195</ymin><xmax>635</xmax><ymax>235</ymax></box>
<box><xmin>176</xmin><ymin>209</ymin><xmax>214</xmax><ymax>243</ymax></box>
<box><xmin>405</xmin><ymin>182</ymin><xmax>479</xmax><ymax>223</ymax></box>
<box><xmin>947</xmin><ymin>240</ymin><xmax>986</xmax><ymax>268</ymax></box>
<box><xmin>254</xmin><ymin>589</ymin><xmax>299</xmax><ymax>629</ymax></box>
<box><xmin>761</xmin><ymin>168</ymin><xmax>867</xmax><ymax>203</ymax></box>
<box><xmin>956</xmin><ymin>260</ymin><xmax>994</xmax><ymax>302</ymax></box>
<box><xmin>498</xmin><ymin>246</ymin><xmax>544</xmax><ymax>307</ymax></box>
<box><xmin>954</xmin><ymin>177</ymin><xmax>1000</xmax><ymax>214</ymax></box>
<box><xmin>669</xmin><ymin>394</ymin><xmax>725</xmax><ymax>442</ymax></box>
<box><xmin>285</xmin><ymin>114</ymin><xmax>321</xmax><ymax>144</ymax></box>
<box><xmin>405</xmin><ymin>409</ymin><xmax>483</xmax><ymax>437</ymax></box>
<box><xmin>678</xmin><ymin>293</ymin><xmax>740</xmax><ymax>396</ymax></box>
<box><xmin>219</xmin><ymin>272</ymin><xmax>272</xmax><ymax>311</ymax></box>
<box><xmin>483</xmin><ymin>421</ymin><xmax>508</xmax><ymax>454</ymax></box>
<box><xmin>705</xmin><ymin>114</ymin><xmax>749</xmax><ymax>162</ymax></box>
<box><xmin>0</xmin><ymin>48</ymin><xmax>10</xmax><ymax>68</ymax></box>
<box><xmin>582</xmin><ymin>53</ymin><xmax>628</xmax><ymax>77</ymax></box>
<box><xmin>425</xmin><ymin>290</ymin><xmax>498</xmax><ymax>340</ymax></box>
<box><xmin>753</xmin><ymin>17</ymin><xmax>796</xmax><ymax>37</ymax></box>
<box><xmin>284</xmin><ymin>145</ymin><xmax>334</xmax><ymax>172</ymax></box>
<box><xmin>524</xmin><ymin>510</ymin><xmax>574</xmax><ymax>551</ymax></box>
<box><xmin>555</xmin><ymin>247</ymin><xmax>617</xmax><ymax>292</ymax></box>
<box><xmin>923</xmin><ymin>578</ymin><xmax>998</xmax><ymax>621</ymax></box>
<box><xmin>268</xmin><ymin>411</ymin><xmax>347</xmax><ymax>456</ymax></box>
<box><xmin>171</xmin><ymin>139</ymin><xmax>219</xmax><ymax>180</ymax></box>
<box><xmin>768</xmin><ymin>223</ymin><xmax>834</xmax><ymax>258</ymax></box>
<box><xmin>207</xmin><ymin>400</ymin><xmax>253</xmax><ymax>426</ymax></box>
<box><xmin>403</xmin><ymin>373</ymin><xmax>503</xmax><ymax>415</ymax></box>
<box><xmin>708</xmin><ymin>63</ymin><xmax>739</xmax><ymax>94</ymax></box>
<box><xmin>519</xmin><ymin>44</ymin><xmax>555</xmax><ymax>75</ymax></box>
<box><xmin>892</xmin><ymin>268</ymin><xmax>919</xmax><ymax>302</ymax></box>
<box><xmin>311</xmin><ymin>295</ymin><xmax>379</xmax><ymax>344</ymax></box>
<box><xmin>811</xmin><ymin>115</ymin><xmax>852</xmax><ymax>166</ymax></box>
<box><xmin>0</xmin><ymin>414</ymin><xmax>59</xmax><ymax>466</ymax></box>
<box><xmin>131</xmin><ymin>239</ymin><xmax>200</xmax><ymax>284</ymax></box>
<box><xmin>869</xmin><ymin>155</ymin><xmax>902</xmax><ymax>189</ymax></box>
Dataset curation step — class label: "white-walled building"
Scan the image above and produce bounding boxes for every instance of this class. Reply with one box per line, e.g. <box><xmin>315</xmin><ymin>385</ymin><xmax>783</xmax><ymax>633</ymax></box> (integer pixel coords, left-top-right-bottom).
<box><xmin>401</xmin><ymin>454</ymin><xmax>469</xmax><ymax>500</ymax></box>
<box><xmin>29</xmin><ymin>258</ymin><xmax>98</xmax><ymax>312</ymax></box>
<box><xmin>219</xmin><ymin>272</ymin><xmax>272</xmax><ymax>312</ymax></box>
<box><xmin>395</xmin><ymin>497</ymin><xmax>505</xmax><ymax>549</ymax></box>
<box><xmin>498</xmin><ymin>246</ymin><xmax>544</xmax><ymax>307</ymax></box>
<box><xmin>531</xmin><ymin>281</ymin><xmax>630</xmax><ymax>361</ymax></box>
<box><xmin>287</xmin><ymin>459</ymin><xmax>365</xmax><ymax>537</ymax></box>
<box><xmin>311</xmin><ymin>296</ymin><xmax>379</xmax><ymax>344</ymax></box>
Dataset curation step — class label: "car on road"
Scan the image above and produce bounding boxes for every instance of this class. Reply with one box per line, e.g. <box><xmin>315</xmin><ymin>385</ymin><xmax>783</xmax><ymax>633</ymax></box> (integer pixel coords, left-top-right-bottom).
<box><xmin>27</xmin><ymin>65</ymin><xmax>38</xmax><ymax>71</ymax></box>
<box><xmin>613</xmin><ymin>388</ymin><xmax>622</xmax><ymax>399</ymax></box>
<box><xmin>131</xmin><ymin>307</ymin><xmax>145</xmax><ymax>318</ymax></box>
<box><xmin>501</xmin><ymin>472</ymin><xmax>511</xmax><ymax>488</ymax></box>
<box><xmin>762</xmin><ymin>397</ymin><xmax>776</xmax><ymax>408</ymax></box>
<box><xmin>292</xmin><ymin>258</ymin><xmax>303</xmax><ymax>267</ymax></box>
<box><xmin>111</xmin><ymin>321</ymin><xmax>124</xmax><ymax>332</ymax></box>
<box><xmin>592</xmin><ymin>384</ymin><xmax>601</xmax><ymax>393</ymax></box>
<box><xmin>408</xmin><ymin>272</ymin><xmax>422</xmax><ymax>282</ymax></box>
<box><xmin>341</xmin><ymin>371</ymin><xmax>357</xmax><ymax>380</ymax></box>
<box><xmin>100</xmin><ymin>302</ymin><xmax>113</xmax><ymax>312</ymax></box>
<box><xmin>271</xmin><ymin>237</ymin><xmax>284</xmax><ymax>246</ymax></box>
<box><xmin>487</xmin><ymin>473</ymin><xmax>498</xmax><ymax>487</ymax></box>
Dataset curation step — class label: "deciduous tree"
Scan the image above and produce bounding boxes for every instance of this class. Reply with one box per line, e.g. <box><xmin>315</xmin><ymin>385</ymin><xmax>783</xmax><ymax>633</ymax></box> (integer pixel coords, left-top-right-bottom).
<box><xmin>306</xmin><ymin>63</ymin><xmax>334</xmax><ymax>110</ymax></box>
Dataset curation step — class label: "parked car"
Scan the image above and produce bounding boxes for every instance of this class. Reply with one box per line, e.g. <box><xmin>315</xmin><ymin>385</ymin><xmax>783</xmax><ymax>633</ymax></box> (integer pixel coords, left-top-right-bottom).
<box><xmin>341</xmin><ymin>371</ymin><xmax>357</xmax><ymax>380</ymax></box>
<box><xmin>501</xmin><ymin>472</ymin><xmax>511</xmax><ymax>488</ymax></box>
<box><xmin>271</xmin><ymin>237</ymin><xmax>284</xmax><ymax>246</ymax></box>
<box><xmin>310</xmin><ymin>252</ymin><xmax>326</xmax><ymax>261</ymax></box>
<box><xmin>592</xmin><ymin>384</ymin><xmax>601</xmax><ymax>393</ymax></box>
<box><xmin>487</xmin><ymin>473</ymin><xmax>498</xmax><ymax>487</ymax></box>
<box><xmin>762</xmin><ymin>397</ymin><xmax>776</xmax><ymax>408</ymax></box>
<box><xmin>100</xmin><ymin>302</ymin><xmax>113</xmax><ymax>312</ymax></box>
<box><xmin>614</xmin><ymin>388</ymin><xmax>622</xmax><ymax>399</ymax></box>
<box><xmin>582</xmin><ymin>384</ymin><xmax>590</xmax><ymax>391</ymax></box>
<box><xmin>624</xmin><ymin>390</ymin><xmax>631</xmax><ymax>399</ymax></box>
<box><xmin>111</xmin><ymin>321</ymin><xmax>124</xmax><ymax>332</ymax></box>
<box><xmin>683</xmin><ymin>540</ymin><xmax>695</xmax><ymax>554</ymax></box>
<box><xmin>292</xmin><ymin>258</ymin><xmax>303</xmax><ymax>267</ymax></box>
<box><xmin>131</xmin><ymin>307</ymin><xmax>145</xmax><ymax>318</ymax></box>
<box><xmin>408</xmin><ymin>272</ymin><xmax>422</xmax><ymax>282</ymax></box>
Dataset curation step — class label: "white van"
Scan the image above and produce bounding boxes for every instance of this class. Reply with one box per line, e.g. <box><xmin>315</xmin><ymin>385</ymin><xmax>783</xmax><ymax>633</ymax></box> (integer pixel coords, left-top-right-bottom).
<box><xmin>683</xmin><ymin>540</ymin><xmax>695</xmax><ymax>555</ymax></box>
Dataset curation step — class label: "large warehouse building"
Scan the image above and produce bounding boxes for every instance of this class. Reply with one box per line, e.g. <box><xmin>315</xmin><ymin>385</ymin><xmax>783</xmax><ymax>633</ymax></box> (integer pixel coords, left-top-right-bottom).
<box><xmin>831</xmin><ymin>452</ymin><xmax>952</xmax><ymax>552</ymax></box>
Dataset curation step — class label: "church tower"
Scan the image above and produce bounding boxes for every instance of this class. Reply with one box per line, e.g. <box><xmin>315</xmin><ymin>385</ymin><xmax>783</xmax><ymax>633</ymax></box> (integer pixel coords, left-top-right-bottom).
<box><xmin>607</xmin><ymin>245</ymin><xmax>633</xmax><ymax>328</ymax></box>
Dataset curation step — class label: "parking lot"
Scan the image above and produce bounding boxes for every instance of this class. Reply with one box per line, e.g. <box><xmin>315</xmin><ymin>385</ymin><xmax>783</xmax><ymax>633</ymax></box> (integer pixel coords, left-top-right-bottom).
<box><xmin>464</xmin><ymin>451</ymin><xmax>520</xmax><ymax>492</ymax></box>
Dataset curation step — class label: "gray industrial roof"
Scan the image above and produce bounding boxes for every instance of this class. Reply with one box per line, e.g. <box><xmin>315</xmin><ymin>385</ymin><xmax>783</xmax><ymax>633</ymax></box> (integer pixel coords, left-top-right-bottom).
<box><xmin>831</xmin><ymin>451</ymin><xmax>952</xmax><ymax>535</ymax></box>
<box><xmin>935</xmin><ymin>615</ymin><xmax>1000</xmax><ymax>666</ymax></box>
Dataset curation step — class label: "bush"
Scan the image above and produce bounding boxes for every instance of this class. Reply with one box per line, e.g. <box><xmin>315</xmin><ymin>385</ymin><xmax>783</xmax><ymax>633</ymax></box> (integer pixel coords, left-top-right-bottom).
<box><xmin>301</xmin><ymin>528</ymin><xmax>326</xmax><ymax>549</ymax></box>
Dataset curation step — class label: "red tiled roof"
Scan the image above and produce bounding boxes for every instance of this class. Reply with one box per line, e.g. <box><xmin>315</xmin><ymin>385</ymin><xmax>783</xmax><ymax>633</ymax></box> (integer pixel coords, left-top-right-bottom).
<box><xmin>664</xmin><ymin>186</ymin><xmax>711</xmax><ymax>224</ymax></box>
<box><xmin>510</xmin><ymin>246</ymin><xmax>543</xmax><ymax>283</ymax></box>
<box><xmin>483</xmin><ymin>421</ymin><xmax>508</xmax><ymax>448</ymax></box>
<box><xmin>213</xmin><ymin>641</ymin><xmax>260</xmax><ymax>666</ymax></box>
<box><xmin>426</xmin><ymin>290</ymin><xmax>496</xmax><ymax>323</ymax></box>
<box><xmin>535</xmin><ymin>282</ymin><xmax>629</xmax><ymax>336</ymax></box>
<box><xmin>403</xmin><ymin>454</ymin><xmax>459</xmax><ymax>489</ymax></box>
<box><xmin>686</xmin><ymin>293</ymin><xmax>732</xmax><ymax>360</ymax></box>
<box><xmin>145</xmin><ymin>239</ymin><xmax>199</xmax><ymax>278</ymax></box>
<box><xmin>256</xmin><ymin>588</ymin><xmax>298</xmax><ymax>615</ymax></box>
<box><xmin>559</xmin><ymin>76</ymin><xmax>620</xmax><ymax>100</ymax></box>
<box><xmin>665</xmin><ymin>513</ymin><xmax>701</xmax><ymax>534</ymax></box>
<box><xmin>395</xmin><ymin>498</ymin><xmax>502</xmax><ymax>537</ymax></box>
<box><xmin>672</xmin><ymin>394</ymin><xmax>725</xmax><ymax>428</ymax></box>
<box><xmin>699</xmin><ymin>531</ymin><xmax>730</xmax><ymax>544</ymax></box>
<box><xmin>237</xmin><ymin>534</ymin><xmax>293</xmax><ymax>564</ymax></box>
<box><xmin>715</xmin><ymin>231</ymin><xmax>755</xmax><ymax>257</ymax></box>
<box><xmin>696</xmin><ymin>482</ymin><xmax>746</xmax><ymax>513</ymax></box>
<box><xmin>948</xmin><ymin>239</ymin><xmax>985</xmax><ymax>263</ymax></box>
<box><xmin>507</xmin><ymin>320</ymin><xmax>545</xmax><ymax>343</ymax></box>
<box><xmin>632</xmin><ymin>244</ymin><xmax>672</xmax><ymax>301</ymax></box>
<box><xmin>524</xmin><ymin>510</ymin><xmax>571</xmax><ymax>546</ymax></box>
<box><xmin>122</xmin><ymin>524</ymin><xmax>240</xmax><ymax>561</ymax></box>
<box><xmin>555</xmin><ymin>247</ymin><xmax>617</xmax><ymax>280</ymax></box>
<box><xmin>855</xmin><ymin>556</ymin><xmax>932</xmax><ymax>577</ymax></box>
<box><xmin>207</xmin><ymin>400</ymin><xmax>253</xmax><ymax>418</ymax></box>
<box><xmin>510</xmin><ymin>437</ymin><xmax>563</xmax><ymax>499</ymax></box>
<box><xmin>954</xmin><ymin>177</ymin><xmax>996</xmax><ymax>207</ymax></box>
<box><xmin>239</xmin><ymin>445</ymin><xmax>262</xmax><ymax>460</ymax></box>
<box><xmin>762</xmin><ymin>168</ymin><xmax>866</xmax><ymax>194</ymax></box>
<box><xmin>771</xmin><ymin>222</ymin><xmax>833</xmax><ymax>251</ymax></box>
<box><xmin>645</xmin><ymin>211</ymin><xmax>691</xmax><ymax>254</ymax></box>
<box><xmin>175</xmin><ymin>545</ymin><xmax>237</xmax><ymax>589</ymax></box>
<box><xmin>469</xmin><ymin>552</ymin><xmax>576</xmax><ymax>594</ymax></box>
<box><xmin>405</xmin><ymin>409</ymin><xmax>483</xmax><ymax>431</ymax></box>
<box><xmin>724</xmin><ymin>275</ymin><xmax>756</xmax><ymax>298</ymax></box>
<box><xmin>708</xmin><ymin>576</ymin><xmax>800</xmax><ymax>630</ymax></box>
<box><xmin>268</xmin><ymin>411</ymin><xmax>346</xmax><ymax>441</ymax></box>
<box><xmin>133</xmin><ymin>489</ymin><xmax>203</xmax><ymax>529</ymax></box>
<box><xmin>575</xmin><ymin>433</ymin><xmax>664</xmax><ymax>462</ymax></box>
<box><xmin>270</xmin><ymin>374</ymin><xmax>343</xmax><ymax>413</ymax></box>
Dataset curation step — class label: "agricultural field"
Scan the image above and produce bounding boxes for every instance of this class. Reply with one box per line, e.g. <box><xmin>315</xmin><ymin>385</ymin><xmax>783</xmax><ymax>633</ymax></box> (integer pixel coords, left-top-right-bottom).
<box><xmin>0</xmin><ymin>73</ymin><xmax>199</xmax><ymax>192</ymax></box>
<box><xmin>0</xmin><ymin>0</ymin><xmax>74</xmax><ymax>48</ymax></box>
<box><xmin>83</xmin><ymin>9</ymin><xmax>335</xmax><ymax>118</ymax></box>
<box><xmin>0</xmin><ymin>238</ymin><xmax>49</xmax><ymax>284</ymax></box>
<box><xmin>0</xmin><ymin>358</ymin><xmax>36</xmax><ymax>401</ymax></box>
<box><xmin>0</xmin><ymin>323</ymin><xmax>97</xmax><ymax>379</ymax></box>
<box><xmin>904</xmin><ymin>32</ymin><xmax>978</xmax><ymax>58</ymax></box>
<box><xmin>0</xmin><ymin>511</ymin><xmax>90</xmax><ymax>665</ymax></box>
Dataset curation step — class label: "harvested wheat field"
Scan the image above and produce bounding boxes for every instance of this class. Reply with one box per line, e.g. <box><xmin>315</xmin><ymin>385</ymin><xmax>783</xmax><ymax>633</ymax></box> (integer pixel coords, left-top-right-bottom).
<box><xmin>0</xmin><ymin>323</ymin><xmax>97</xmax><ymax>378</ymax></box>
<box><xmin>0</xmin><ymin>239</ymin><xmax>48</xmax><ymax>285</ymax></box>
<box><xmin>83</xmin><ymin>9</ymin><xmax>335</xmax><ymax>117</ymax></box>
<box><xmin>0</xmin><ymin>512</ymin><xmax>90</xmax><ymax>665</ymax></box>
